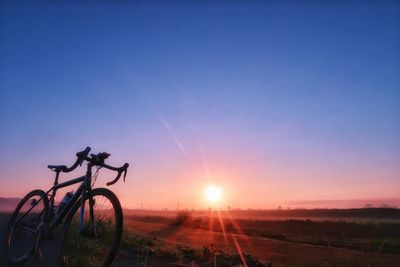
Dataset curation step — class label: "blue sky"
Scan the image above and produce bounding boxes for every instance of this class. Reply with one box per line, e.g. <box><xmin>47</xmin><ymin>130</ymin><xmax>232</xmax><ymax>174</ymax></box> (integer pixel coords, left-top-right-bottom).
<box><xmin>0</xmin><ymin>2</ymin><xmax>399</xmax><ymax>208</ymax></box>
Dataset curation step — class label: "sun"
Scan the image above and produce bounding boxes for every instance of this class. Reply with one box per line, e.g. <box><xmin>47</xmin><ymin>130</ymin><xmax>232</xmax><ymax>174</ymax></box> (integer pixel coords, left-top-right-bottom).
<box><xmin>204</xmin><ymin>185</ymin><xmax>222</xmax><ymax>203</ymax></box>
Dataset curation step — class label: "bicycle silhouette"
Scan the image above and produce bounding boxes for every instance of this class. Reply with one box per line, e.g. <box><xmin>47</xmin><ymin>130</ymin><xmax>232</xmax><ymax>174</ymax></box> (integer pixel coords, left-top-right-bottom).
<box><xmin>4</xmin><ymin>147</ymin><xmax>129</xmax><ymax>267</ymax></box>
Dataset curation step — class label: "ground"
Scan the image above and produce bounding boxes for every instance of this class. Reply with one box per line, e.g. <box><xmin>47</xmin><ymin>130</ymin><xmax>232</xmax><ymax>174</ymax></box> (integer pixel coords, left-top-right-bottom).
<box><xmin>1</xmin><ymin>209</ymin><xmax>400</xmax><ymax>267</ymax></box>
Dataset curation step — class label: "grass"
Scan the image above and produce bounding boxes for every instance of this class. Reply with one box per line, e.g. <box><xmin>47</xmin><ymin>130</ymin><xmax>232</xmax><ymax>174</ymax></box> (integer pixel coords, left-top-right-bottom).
<box><xmin>62</xmin><ymin>217</ymin><xmax>115</xmax><ymax>267</ymax></box>
<box><xmin>39</xmin><ymin>209</ymin><xmax>400</xmax><ymax>266</ymax></box>
<box><xmin>119</xmin><ymin>231</ymin><xmax>271</xmax><ymax>267</ymax></box>
<box><xmin>121</xmin><ymin>211</ymin><xmax>400</xmax><ymax>267</ymax></box>
<box><xmin>126</xmin><ymin>213</ymin><xmax>400</xmax><ymax>254</ymax></box>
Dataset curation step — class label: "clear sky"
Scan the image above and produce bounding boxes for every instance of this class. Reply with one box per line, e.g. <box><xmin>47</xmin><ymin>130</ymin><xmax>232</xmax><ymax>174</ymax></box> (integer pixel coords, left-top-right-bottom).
<box><xmin>1</xmin><ymin>1</ymin><xmax>399</xmax><ymax>209</ymax></box>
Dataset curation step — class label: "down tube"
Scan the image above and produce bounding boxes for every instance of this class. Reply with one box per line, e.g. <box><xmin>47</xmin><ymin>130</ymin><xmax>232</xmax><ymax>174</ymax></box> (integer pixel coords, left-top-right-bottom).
<box><xmin>50</xmin><ymin>182</ymin><xmax>84</xmax><ymax>229</ymax></box>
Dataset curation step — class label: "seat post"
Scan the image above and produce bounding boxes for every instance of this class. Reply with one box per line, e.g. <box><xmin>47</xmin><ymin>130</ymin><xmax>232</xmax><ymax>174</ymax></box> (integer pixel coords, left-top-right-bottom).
<box><xmin>54</xmin><ymin>171</ymin><xmax>60</xmax><ymax>186</ymax></box>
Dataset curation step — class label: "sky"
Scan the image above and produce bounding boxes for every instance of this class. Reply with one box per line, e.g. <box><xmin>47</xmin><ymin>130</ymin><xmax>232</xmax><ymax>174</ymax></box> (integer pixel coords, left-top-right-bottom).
<box><xmin>0</xmin><ymin>1</ymin><xmax>399</xmax><ymax>209</ymax></box>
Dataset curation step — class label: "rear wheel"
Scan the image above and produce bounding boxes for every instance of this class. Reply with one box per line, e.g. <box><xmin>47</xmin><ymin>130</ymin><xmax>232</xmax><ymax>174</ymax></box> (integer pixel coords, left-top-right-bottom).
<box><xmin>59</xmin><ymin>188</ymin><xmax>123</xmax><ymax>267</ymax></box>
<box><xmin>3</xmin><ymin>189</ymin><xmax>49</xmax><ymax>265</ymax></box>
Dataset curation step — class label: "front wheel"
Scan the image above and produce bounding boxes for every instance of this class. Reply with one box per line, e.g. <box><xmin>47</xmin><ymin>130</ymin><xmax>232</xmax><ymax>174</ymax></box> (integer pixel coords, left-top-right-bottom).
<box><xmin>58</xmin><ymin>188</ymin><xmax>123</xmax><ymax>267</ymax></box>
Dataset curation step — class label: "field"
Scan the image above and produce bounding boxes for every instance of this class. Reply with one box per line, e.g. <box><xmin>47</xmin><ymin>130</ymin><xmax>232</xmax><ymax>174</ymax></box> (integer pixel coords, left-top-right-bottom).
<box><xmin>1</xmin><ymin>208</ymin><xmax>400</xmax><ymax>267</ymax></box>
<box><xmin>113</xmin><ymin>208</ymin><xmax>400</xmax><ymax>267</ymax></box>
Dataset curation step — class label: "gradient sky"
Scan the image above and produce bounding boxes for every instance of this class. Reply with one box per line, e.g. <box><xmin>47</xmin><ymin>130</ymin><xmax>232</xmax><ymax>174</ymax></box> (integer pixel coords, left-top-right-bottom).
<box><xmin>1</xmin><ymin>1</ymin><xmax>399</xmax><ymax>209</ymax></box>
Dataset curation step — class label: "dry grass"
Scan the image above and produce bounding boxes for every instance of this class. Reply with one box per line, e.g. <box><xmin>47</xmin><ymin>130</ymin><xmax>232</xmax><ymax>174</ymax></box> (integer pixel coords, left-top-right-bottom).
<box><xmin>119</xmin><ymin>209</ymin><xmax>400</xmax><ymax>267</ymax></box>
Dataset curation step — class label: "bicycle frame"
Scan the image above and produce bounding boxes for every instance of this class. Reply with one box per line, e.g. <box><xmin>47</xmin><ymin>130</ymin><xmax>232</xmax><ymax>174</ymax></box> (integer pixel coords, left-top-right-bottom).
<box><xmin>16</xmin><ymin>163</ymin><xmax>96</xmax><ymax>234</ymax></box>
<box><xmin>46</xmin><ymin>162</ymin><xmax>95</xmax><ymax>232</ymax></box>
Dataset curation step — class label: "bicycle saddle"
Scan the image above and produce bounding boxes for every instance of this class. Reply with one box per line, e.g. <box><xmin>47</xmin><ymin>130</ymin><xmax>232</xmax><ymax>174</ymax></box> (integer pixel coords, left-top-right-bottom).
<box><xmin>47</xmin><ymin>165</ymin><xmax>67</xmax><ymax>172</ymax></box>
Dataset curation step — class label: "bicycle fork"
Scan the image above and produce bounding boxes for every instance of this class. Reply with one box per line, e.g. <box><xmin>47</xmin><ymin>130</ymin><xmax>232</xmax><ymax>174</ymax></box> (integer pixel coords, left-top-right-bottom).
<box><xmin>79</xmin><ymin>165</ymin><xmax>96</xmax><ymax>237</ymax></box>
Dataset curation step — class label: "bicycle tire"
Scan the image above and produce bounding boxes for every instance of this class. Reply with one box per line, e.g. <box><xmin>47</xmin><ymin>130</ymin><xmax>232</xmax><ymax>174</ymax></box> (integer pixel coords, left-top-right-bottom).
<box><xmin>3</xmin><ymin>189</ymin><xmax>49</xmax><ymax>265</ymax></box>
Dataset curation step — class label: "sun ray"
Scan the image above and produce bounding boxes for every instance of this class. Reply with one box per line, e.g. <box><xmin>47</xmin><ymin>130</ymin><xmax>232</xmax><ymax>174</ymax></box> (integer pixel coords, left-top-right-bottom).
<box><xmin>216</xmin><ymin>209</ymin><xmax>229</xmax><ymax>245</ymax></box>
<box><xmin>223</xmin><ymin>209</ymin><xmax>254</xmax><ymax>250</ymax></box>
<box><xmin>208</xmin><ymin>208</ymin><xmax>215</xmax><ymax>243</ymax></box>
<box><xmin>231</xmin><ymin>235</ymin><xmax>248</xmax><ymax>267</ymax></box>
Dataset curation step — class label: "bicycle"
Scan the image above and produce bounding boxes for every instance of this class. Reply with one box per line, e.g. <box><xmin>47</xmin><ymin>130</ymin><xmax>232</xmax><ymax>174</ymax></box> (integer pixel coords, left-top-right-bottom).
<box><xmin>3</xmin><ymin>147</ymin><xmax>130</xmax><ymax>267</ymax></box>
